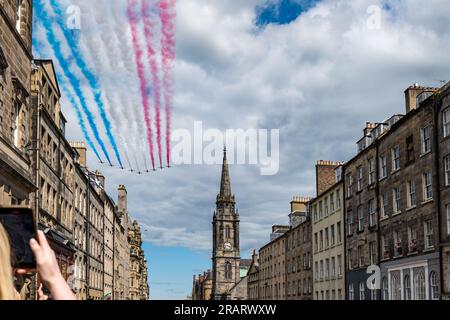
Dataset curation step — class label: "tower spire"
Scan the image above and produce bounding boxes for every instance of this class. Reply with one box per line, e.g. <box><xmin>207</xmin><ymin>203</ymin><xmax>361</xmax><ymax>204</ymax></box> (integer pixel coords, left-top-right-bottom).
<box><xmin>219</xmin><ymin>146</ymin><xmax>232</xmax><ymax>198</ymax></box>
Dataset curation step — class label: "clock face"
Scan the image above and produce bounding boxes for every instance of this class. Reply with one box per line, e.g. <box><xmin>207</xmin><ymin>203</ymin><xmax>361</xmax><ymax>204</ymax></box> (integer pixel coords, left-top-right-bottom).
<box><xmin>224</xmin><ymin>242</ymin><xmax>233</xmax><ymax>251</ymax></box>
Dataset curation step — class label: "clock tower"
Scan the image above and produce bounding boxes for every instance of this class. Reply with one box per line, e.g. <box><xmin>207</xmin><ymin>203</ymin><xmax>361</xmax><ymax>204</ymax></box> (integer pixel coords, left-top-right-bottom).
<box><xmin>211</xmin><ymin>148</ymin><xmax>240</xmax><ymax>300</ymax></box>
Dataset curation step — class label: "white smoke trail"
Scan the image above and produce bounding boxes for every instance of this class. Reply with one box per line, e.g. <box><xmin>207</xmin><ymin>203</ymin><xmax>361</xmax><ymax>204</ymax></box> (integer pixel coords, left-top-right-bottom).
<box><xmin>71</xmin><ymin>0</ymin><xmax>148</xmax><ymax>171</ymax></box>
<box><xmin>108</xmin><ymin>0</ymin><xmax>153</xmax><ymax>172</ymax></box>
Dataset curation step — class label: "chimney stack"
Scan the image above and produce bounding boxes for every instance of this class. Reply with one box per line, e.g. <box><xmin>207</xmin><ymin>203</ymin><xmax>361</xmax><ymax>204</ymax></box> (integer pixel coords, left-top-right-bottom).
<box><xmin>118</xmin><ymin>185</ymin><xmax>127</xmax><ymax>214</ymax></box>
<box><xmin>316</xmin><ymin>160</ymin><xmax>343</xmax><ymax>196</ymax></box>
<box><xmin>404</xmin><ymin>83</ymin><xmax>438</xmax><ymax>113</ymax></box>
<box><xmin>70</xmin><ymin>141</ymin><xmax>87</xmax><ymax>167</ymax></box>
<box><xmin>95</xmin><ymin>171</ymin><xmax>105</xmax><ymax>189</ymax></box>
<box><xmin>363</xmin><ymin>122</ymin><xmax>378</xmax><ymax>136</ymax></box>
<box><xmin>251</xmin><ymin>249</ymin><xmax>259</xmax><ymax>266</ymax></box>
<box><xmin>290</xmin><ymin>196</ymin><xmax>311</xmax><ymax>214</ymax></box>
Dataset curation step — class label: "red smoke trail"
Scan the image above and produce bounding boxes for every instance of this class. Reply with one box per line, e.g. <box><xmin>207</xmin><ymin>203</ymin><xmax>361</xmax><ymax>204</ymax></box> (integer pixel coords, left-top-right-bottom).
<box><xmin>142</xmin><ymin>0</ymin><xmax>162</xmax><ymax>169</ymax></box>
<box><xmin>158</xmin><ymin>0</ymin><xmax>176</xmax><ymax>167</ymax></box>
<box><xmin>127</xmin><ymin>0</ymin><xmax>156</xmax><ymax>171</ymax></box>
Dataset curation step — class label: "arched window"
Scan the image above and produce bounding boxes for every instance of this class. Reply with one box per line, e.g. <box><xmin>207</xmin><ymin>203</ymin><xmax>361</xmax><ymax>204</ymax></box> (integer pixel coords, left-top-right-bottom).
<box><xmin>430</xmin><ymin>271</ymin><xmax>439</xmax><ymax>300</ymax></box>
<box><xmin>404</xmin><ymin>274</ymin><xmax>411</xmax><ymax>300</ymax></box>
<box><xmin>414</xmin><ymin>271</ymin><xmax>426</xmax><ymax>300</ymax></box>
<box><xmin>382</xmin><ymin>277</ymin><xmax>389</xmax><ymax>300</ymax></box>
<box><xmin>391</xmin><ymin>275</ymin><xmax>401</xmax><ymax>300</ymax></box>
<box><xmin>224</xmin><ymin>262</ymin><xmax>232</xmax><ymax>280</ymax></box>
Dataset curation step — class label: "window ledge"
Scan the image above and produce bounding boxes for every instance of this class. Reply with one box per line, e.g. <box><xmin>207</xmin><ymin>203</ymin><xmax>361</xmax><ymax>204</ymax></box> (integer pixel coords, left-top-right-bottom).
<box><xmin>406</xmin><ymin>206</ymin><xmax>417</xmax><ymax>212</ymax></box>
<box><xmin>420</xmin><ymin>151</ymin><xmax>432</xmax><ymax>158</ymax></box>
<box><xmin>423</xmin><ymin>247</ymin><xmax>435</xmax><ymax>253</ymax></box>
<box><xmin>392</xmin><ymin>168</ymin><xmax>401</xmax><ymax>175</ymax></box>
<box><xmin>379</xmin><ymin>176</ymin><xmax>387</xmax><ymax>182</ymax></box>
<box><xmin>407</xmin><ymin>251</ymin><xmax>418</xmax><ymax>256</ymax></box>
<box><xmin>422</xmin><ymin>199</ymin><xmax>434</xmax><ymax>205</ymax></box>
<box><xmin>380</xmin><ymin>216</ymin><xmax>389</xmax><ymax>222</ymax></box>
<box><xmin>392</xmin><ymin>211</ymin><xmax>402</xmax><ymax>217</ymax></box>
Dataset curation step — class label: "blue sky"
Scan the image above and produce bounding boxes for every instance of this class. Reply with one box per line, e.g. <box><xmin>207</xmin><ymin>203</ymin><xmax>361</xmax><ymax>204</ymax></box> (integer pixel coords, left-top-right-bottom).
<box><xmin>32</xmin><ymin>0</ymin><xmax>450</xmax><ymax>300</ymax></box>
<box><xmin>256</xmin><ymin>0</ymin><xmax>319</xmax><ymax>26</ymax></box>
<box><xmin>143</xmin><ymin>243</ymin><xmax>210</xmax><ymax>300</ymax></box>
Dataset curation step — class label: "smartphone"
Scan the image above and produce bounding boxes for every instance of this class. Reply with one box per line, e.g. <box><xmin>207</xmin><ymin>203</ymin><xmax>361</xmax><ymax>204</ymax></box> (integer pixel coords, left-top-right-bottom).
<box><xmin>0</xmin><ymin>207</ymin><xmax>37</xmax><ymax>269</ymax></box>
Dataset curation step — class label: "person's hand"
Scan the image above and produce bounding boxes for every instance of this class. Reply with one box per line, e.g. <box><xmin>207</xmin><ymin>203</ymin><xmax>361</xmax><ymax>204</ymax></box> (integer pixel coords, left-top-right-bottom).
<box><xmin>29</xmin><ymin>231</ymin><xmax>62</xmax><ymax>287</ymax></box>
<box><xmin>28</xmin><ymin>230</ymin><xmax>76</xmax><ymax>300</ymax></box>
<box><xmin>37</xmin><ymin>284</ymin><xmax>48</xmax><ymax>301</ymax></box>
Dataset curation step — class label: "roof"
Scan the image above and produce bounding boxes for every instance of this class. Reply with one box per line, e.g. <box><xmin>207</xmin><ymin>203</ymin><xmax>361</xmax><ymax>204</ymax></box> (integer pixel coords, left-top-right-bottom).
<box><xmin>34</xmin><ymin>59</ymin><xmax>61</xmax><ymax>97</ymax></box>
<box><xmin>344</xmin><ymin>82</ymin><xmax>450</xmax><ymax>168</ymax></box>
<box><xmin>240</xmin><ymin>259</ymin><xmax>252</xmax><ymax>268</ymax></box>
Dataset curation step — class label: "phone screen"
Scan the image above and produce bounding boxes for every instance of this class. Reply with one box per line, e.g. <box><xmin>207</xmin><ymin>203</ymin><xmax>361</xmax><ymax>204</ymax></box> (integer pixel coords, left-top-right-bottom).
<box><xmin>0</xmin><ymin>208</ymin><xmax>36</xmax><ymax>269</ymax></box>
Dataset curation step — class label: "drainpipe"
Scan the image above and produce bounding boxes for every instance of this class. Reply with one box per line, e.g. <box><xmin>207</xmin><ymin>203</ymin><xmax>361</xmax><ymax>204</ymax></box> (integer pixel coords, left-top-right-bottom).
<box><xmin>433</xmin><ymin>99</ymin><xmax>444</xmax><ymax>299</ymax></box>
<box><xmin>32</xmin><ymin>65</ymin><xmax>41</xmax><ymax>301</ymax></box>
<box><xmin>112</xmin><ymin>209</ymin><xmax>116</xmax><ymax>300</ymax></box>
<box><xmin>375</xmin><ymin>139</ymin><xmax>381</xmax><ymax>300</ymax></box>
<box><xmin>342</xmin><ymin>165</ymin><xmax>347</xmax><ymax>299</ymax></box>
<box><xmin>86</xmin><ymin>173</ymin><xmax>91</xmax><ymax>299</ymax></box>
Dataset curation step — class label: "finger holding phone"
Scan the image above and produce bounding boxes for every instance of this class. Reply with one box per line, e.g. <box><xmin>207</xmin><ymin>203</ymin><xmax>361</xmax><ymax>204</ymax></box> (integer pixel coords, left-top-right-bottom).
<box><xmin>28</xmin><ymin>230</ymin><xmax>75</xmax><ymax>300</ymax></box>
<box><xmin>0</xmin><ymin>207</ymin><xmax>75</xmax><ymax>300</ymax></box>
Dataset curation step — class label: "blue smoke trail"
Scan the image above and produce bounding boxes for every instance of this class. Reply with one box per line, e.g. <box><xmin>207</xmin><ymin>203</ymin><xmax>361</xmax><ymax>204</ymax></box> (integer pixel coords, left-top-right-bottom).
<box><xmin>34</xmin><ymin>0</ymin><xmax>112</xmax><ymax>165</ymax></box>
<box><xmin>32</xmin><ymin>39</ymin><xmax>102</xmax><ymax>162</ymax></box>
<box><xmin>49</xmin><ymin>0</ymin><xmax>123</xmax><ymax>168</ymax></box>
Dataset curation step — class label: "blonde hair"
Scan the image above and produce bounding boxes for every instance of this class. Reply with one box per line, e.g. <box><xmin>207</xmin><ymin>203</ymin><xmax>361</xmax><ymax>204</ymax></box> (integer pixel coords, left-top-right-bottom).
<box><xmin>0</xmin><ymin>223</ymin><xmax>15</xmax><ymax>300</ymax></box>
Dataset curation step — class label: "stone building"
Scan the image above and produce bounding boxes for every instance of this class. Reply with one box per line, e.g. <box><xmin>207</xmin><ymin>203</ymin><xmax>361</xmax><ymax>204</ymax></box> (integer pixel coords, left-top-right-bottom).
<box><xmin>258</xmin><ymin>225</ymin><xmax>288</xmax><ymax>300</ymax></box>
<box><xmin>100</xmin><ymin>180</ymin><xmax>115</xmax><ymax>300</ymax></box>
<box><xmin>140</xmin><ymin>258</ymin><xmax>149</xmax><ymax>300</ymax></box>
<box><xmin>192</xmin><ymin>271</ymin><xmax>213</xmax><ymax>300</ymax></box>
<box><xmin>114</xmin><ymin>185</ymin><xmax>130</xmax><ymax>300</ymax></box>
<box><xmin>128</xmin><ymin>219</ymin><xmax>149</xmax><ymax>300</ymax></box>
<box><xmin>285</xmin><ymin>197</ymin><xmax>313</xmax><ymax>300</ymax></box>
<box><xmin>71</xmin><ymin>145</ymin><xmax>88</xmax><ymax>300</ymax></box>
<box><xmin>246</xmin><ymin>251</ymin><xmax>260</xmax><ymax>300</ymax></box>
<box><xmin>377</xmin><ymin>85</ymin><xmax>441</xmax><ymax>300</ymax></box>
<box><xmin>343</xmin><ymin>83</ymin><xmax>450</xmax><ymax>300</ymax></box>
<box><xmin>229</xmin><ymin>274</ymin><xmax>248</xmax><ymax>300</ymax></box>
<box><xmin>30</xmin><ymin>59</ymin><xmax>76</xmax><ymax>294</ymax></box>
<box><xmin>85</xmin><ymin>172</ymin><xmax>104</xmax><ymax>300</ymax></box>
<box><xmin>435</xmin><ymin>83</ymin><xmax>450</xmax><ymax>300</ymax></box>
<box><xmin>0</xmin><ymin>0</ymin><xmax>35</xmax><ymax>208</ymax></box>
<box><xmin>311</xmin><ymin>163</ymin><xmax>345</xmax><ymax>300</ymax></box>
<box><xmin>211</xmin><ymin>149</ymin><xmax>241</xmax><ymax>300</ymax></box>
<box><xmin>344</xmin><ymin>122</ymin><xmax>385</xmax><ymax>301</ymax></box>
<box><xmin>245</xmin><ymin>198</ymin><xmax>312</xmax><ymax>301</ymax></box>
<box><xmin>128</xmin><ymin>220</ymin><xmax>141</xmax><ymax>300</ymax></box>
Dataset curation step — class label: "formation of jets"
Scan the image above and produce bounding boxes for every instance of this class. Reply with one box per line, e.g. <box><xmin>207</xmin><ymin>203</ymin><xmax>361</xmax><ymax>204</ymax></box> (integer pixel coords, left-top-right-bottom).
<box><xmin>99</xmin><ymin>161</ymin><xmax>170</xmax><ymax>174</ymax></box>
